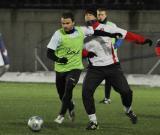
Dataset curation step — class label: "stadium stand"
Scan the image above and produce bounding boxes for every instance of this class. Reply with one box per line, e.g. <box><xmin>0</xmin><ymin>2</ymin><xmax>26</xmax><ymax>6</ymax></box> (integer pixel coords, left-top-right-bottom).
<box><xmin>0</xmin><ymin>0</ymin><xmax>159</xmax><ymax>10</ymax></box>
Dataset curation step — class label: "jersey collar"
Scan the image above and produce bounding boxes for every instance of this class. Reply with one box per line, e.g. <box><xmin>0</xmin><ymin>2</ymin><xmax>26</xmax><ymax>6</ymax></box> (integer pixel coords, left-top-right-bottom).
<box><xmin>65</xmin><ymin>27</ymin><xmax>76</xmax><ymax>34</ymax></box>
<box><xmin>91</xmin><ymin>21</ymin><xmax>100</xmax><ymax>30</ymax></box>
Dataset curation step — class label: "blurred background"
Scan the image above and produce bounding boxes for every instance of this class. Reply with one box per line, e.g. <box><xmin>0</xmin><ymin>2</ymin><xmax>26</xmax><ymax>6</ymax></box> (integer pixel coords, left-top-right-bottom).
<box><xmin>0</xmin><ymin>0</ymin><xmax>159</xmax><ymax>74</ymax></box>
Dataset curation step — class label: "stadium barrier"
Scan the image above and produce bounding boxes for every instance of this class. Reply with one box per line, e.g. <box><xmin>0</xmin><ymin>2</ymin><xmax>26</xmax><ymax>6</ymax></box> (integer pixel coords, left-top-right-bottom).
<box><xmin>0</xmin><ymin>72</ymin><xmax>160</xmax><ymax>87</ymax></box>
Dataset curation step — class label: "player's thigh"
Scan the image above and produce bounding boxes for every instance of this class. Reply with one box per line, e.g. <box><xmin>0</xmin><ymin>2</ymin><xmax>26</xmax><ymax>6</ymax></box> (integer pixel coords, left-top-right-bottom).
<box><xmin>109</xmin><ymin>67</ymin><xmax>131</xmax><ymax>93</ymax></box>
<box><xmin>55</xmin><ymin>72</ymin><xmax>66</xmax><ymax>92</ymax></box>
<box><xmin>83</xmin><ymin>68</ymin><xmax>104</xmax><ymax>96</ymax></box>
<box><xmin>66</xmin><ymin>69</ymin><xmax>82</xmax><ymax>85</ymax></box>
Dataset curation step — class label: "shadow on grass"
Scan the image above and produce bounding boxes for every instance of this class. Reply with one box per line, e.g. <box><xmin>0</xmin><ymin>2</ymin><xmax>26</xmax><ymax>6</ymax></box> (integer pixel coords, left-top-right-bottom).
<box><xmin>5</xmin><ymin>121</ymin><xmax>138</xmax><ymax>135</ymax></box>
<box><xmin>7</xmin><ymin>121</ymin><xmax>26</xmax><ymax>127</ymax></box>
<box><xmin>138</xmin><ymin>114</ymin><xmax>160</xmax><ymax>119</ymax></box>
<box><xmin>99</xmin><ymin>122</ymin><xmax>134</xmax><ymax>134</ymax></box>
<box><xmin>44</xmin><ymin>121</ymin><xmax>59</xmax><ymax>130</ymax></box>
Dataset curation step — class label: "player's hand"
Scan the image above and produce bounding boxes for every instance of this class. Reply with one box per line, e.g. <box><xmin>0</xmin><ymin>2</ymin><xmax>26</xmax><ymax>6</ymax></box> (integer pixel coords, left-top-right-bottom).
<box><xmin>87</xmin><ymin>51</ymin><xmax>97</xmax><ymax>58</ymax></box>
<box><xmin>142</xmin><ymin>39</ymin><xmax>153</xmax><ymax>46</ymax></box>
<box><xmin>111</xmin><ymin>33</ymin><xmax>123</xmax><ymax>39</ymax></box>
<box><xmin>57</xmin><ymin>57</ymin><xmax>68</xmax><ymax>64</ymax></box>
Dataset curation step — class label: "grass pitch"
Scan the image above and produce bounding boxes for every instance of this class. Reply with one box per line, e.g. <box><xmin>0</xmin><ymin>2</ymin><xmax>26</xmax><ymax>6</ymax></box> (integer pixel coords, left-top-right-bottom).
<box><xmin>0</xmin><ymin>82</ymin><xmax>160</xmax><ymax>135</ymax></box>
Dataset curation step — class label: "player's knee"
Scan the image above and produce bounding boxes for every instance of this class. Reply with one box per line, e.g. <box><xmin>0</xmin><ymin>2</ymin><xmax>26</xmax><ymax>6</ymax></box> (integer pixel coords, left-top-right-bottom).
<box><xmin>82</xmin><ymin>83</ymin><xmax>93</xmax><ymax>92</ymax></box>
<box><xmin>59</xmin><ymin>95</ymin><xmax>63</xmax><ymax>100</ymax></box>
<box><xmin>82</xmin><ymin>88</ymin><xmax>93</xmax><ymax>101</ymax></box>
<box><xmin>62</xmin><ymin>95</ymin><xmax>72</xmax><ymax>104</ymax></box>
<box><xmin>121</xmin><ymin>89</ymin><xmax>132</xmax><ymax>96</ymax></box>
<box><xmin>82</xmin><ymin>91</ymin><xmax>87</xmax><ymax>100</ymax></box>
<box><xmin>67</xmin><ymin>77</ymin><xmax>77</xmax><ymax>88</ymax></box>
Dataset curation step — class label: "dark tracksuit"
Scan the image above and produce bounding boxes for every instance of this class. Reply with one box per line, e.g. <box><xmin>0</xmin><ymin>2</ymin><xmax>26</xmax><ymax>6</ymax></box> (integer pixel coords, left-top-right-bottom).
<box><xmin>82</xmin><ymin>63</ymin><xmax>132</xmax><ymax>115</ymax></box>
<box><xmin>56</xmin><ymin>69</ymin><xmax>81</xmax><ymax>115</ymax></box>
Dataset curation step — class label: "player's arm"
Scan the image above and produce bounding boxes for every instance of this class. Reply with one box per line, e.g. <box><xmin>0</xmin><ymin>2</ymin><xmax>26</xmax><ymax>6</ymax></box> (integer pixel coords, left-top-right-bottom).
<box><xmin>46</xmin><ymin>31</ymin><xmax>68</xmax><ymax>64</ymax></box>
<box><xmin>82</xmin><ymin>49</ymin><xmax>97</xmax><ymax>58</ymax></box>
<box><xmin>114</xmin><ymin>39</ymin><xmax>124</xmax><ymax>49</ymax></box>
<box><xmin>124</xmin><ymin>31</ymin><xmax>152</xmax><ymax>46</ymax></box>
<box><xmin>107</xmin><ymin>25</ymin><xmax>153</xmax><ymax>46</ymax></box>
<box><xmin>93</xmin><ymin>30</ymin><xmax>122</xmax><ymax>38</ymax></box>
<box><xmin>47</xmin><ymin>49</ymin><xmax>68</xmax><ymax>64</ymax></box>
<box><xmin>81</xmin><ymin>26</ymin><xmax>122</xmax><ymax>39</ymax></box>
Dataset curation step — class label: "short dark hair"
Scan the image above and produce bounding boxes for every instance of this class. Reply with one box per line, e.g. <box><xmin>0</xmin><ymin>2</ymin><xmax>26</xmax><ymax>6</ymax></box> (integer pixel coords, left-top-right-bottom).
<box><xmin>61</xmin><ymin>12</ymin><xmax>74</xmax><ymax>21</ymax></box>
<box><xmin>84</xmin><ymin>8</ymin><xmax>97</xmax><ymax>17</ymax></box>
<box><xmin>97</xmin><ymin>8</ymin><xmax>107</xmax><ymax>14</ymax></box>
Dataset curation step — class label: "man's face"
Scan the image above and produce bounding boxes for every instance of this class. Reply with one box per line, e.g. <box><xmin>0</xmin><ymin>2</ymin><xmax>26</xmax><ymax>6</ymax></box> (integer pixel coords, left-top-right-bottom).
<box><xmin>61</xmin><ymin>18</ymin><xmax>75</xmax><ymax>32</ymax></box>
<box><xmin>97</xmin><ymin>11</ymin><xmax>107</xmax><ymax>22</ymax></box>
<box><xmin>85</xmin><ymin>13</ymin><xmax>96</xmax><ymax>22</ymax></box>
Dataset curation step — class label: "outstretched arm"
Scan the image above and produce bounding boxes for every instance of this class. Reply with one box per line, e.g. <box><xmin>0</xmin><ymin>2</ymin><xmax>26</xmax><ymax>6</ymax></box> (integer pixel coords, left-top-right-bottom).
<box><xmin>47</xmin><ymin>48</ymin><xmax>68</xmax><ymax>64</ymax></box>
<box><xmin>95</xmin><ymin>24</ymin><xmax>153</xmax><ymax>46</ymax></box>
<box><xmin>82</xmin><ymin>26</ymin><xmax>122</xmax><ymax>39</ymax></box>
<box><xmin>125</xmin><ymin>31</ymin><xmax>152</xmax><ymax>46</ymax></box>
<box><xmin>93</xmin><ymin>30</ymin><xmax>122</xmax><ymax>39</ymax></box>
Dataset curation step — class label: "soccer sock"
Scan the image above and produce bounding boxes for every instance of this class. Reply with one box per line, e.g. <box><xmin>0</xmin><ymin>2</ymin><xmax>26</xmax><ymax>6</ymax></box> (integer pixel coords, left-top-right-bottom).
<box><xmin>58</xmin><ymin>114</ymin><xmax>64</xmax><ymax>118</ymax></box>
<box><xmin>88</xmin><ymin>114</ymin><xmax>97</xmax><ymax>124</ymax></box>
<box><xmin>124</xmin><ymin>106</ymin><xmax>132</xmax><ymax>113</ymax></box>
<box><xmin>105</xmin><ymin>98</ymin><xmax>111</xmax><ymax>100</ymax></box>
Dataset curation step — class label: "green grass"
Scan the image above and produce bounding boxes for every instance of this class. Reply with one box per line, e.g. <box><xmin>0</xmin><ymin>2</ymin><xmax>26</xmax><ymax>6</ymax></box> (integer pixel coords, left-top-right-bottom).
<box><xmin>0</xmin><ymin>82</ymin><xmax>160</xmax><ymax>135</ymax></box>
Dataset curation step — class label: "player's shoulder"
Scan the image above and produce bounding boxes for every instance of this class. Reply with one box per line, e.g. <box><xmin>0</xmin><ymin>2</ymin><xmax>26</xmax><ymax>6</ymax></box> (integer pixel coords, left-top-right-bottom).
<box><xmin>79</xmin><ymin>25</ymin><xmax>92</xmax><ymax>29</ymax></box>
<box><xmin>75</xmin><ymin>26</ymin><xmax>84</xmax><ymax>31</ymax></box>
<box><xmin>97</xmin><ymin>23</ymin><xmax>106</xmax><ymax>29</ymax></box>
<box><xmin>57</xmin><ymin>28</ymin><xmax>63</xmax><ymax>33</ymax></box>
<box><xmin>75</xmin><ymin>26</ymin><xmax>81</xmax><ymax>28</ymax></box>
<box><xmin>55</xmin><ymin>29</ymin><xmax>63</xmax><ymax>37</ymax></box>
<box><xmin>107</xmin><ymin>21</ymin><xmax>117</xmax><ymax>28</ymax></box>
<box><xmin>79</xmin><ymin>26</ymin><xmax>94</xmax><ymax>34</ymax></box>
<box><xmin>49</xmin><ymin>30</ymin><xmax>61</xmax><ymax>41</ymax></box>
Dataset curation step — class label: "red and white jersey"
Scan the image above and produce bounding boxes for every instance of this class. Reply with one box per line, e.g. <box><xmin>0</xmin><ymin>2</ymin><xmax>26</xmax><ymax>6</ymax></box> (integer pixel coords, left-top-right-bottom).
<box><xmin>84</xmin><ymin>23</ymin><xmax>127</xmax><ymax>66</ymax></box>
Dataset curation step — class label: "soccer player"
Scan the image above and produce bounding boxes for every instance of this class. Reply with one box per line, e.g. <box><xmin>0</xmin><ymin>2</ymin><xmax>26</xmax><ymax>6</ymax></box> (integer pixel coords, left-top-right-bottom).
<box><xmin>97</xmin><ymin>8</ymin><xmax>124</xmax><ymax>104</ymax></box>
<box><xmin>0</xmin><ymin>33</ymin><xmax>9</xmax><ymax>77</ymax></box>
<box><xmin>46</xmin><ymin>12</ymin><xmax>121</xmax><ymax>124</ymax></box>
<box><xmin>0</xmin><ymin>48</ymin><xmax>5</xmax><ymax>76</ymax></box>
<box><xmin>82</xmin><ymin>9</ymin><xmax>152</xmax><ymax>130</ymax></box>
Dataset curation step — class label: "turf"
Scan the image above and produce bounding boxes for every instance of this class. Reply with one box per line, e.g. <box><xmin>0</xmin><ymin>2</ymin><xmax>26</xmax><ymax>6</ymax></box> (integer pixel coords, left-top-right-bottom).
<box><xmin>0</xmin><ymin>82</ymin><xmax>160</xmax><ymax>135</ymax></box>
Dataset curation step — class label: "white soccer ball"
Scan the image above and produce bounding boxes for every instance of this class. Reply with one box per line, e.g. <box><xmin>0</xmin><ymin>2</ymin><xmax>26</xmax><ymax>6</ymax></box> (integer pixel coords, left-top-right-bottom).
<box><xmin>28</xmin><ymin>116</ymin><xmax>44</xmax><ymax>132</ymax></box>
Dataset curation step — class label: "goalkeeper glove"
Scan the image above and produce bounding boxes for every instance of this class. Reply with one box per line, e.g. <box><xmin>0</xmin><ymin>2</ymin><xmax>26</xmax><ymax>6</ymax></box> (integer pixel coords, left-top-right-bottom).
<box><xmin>142</xmin><ymin>39</ymin><xmax>153</xmax><ymax>46</ymax></box>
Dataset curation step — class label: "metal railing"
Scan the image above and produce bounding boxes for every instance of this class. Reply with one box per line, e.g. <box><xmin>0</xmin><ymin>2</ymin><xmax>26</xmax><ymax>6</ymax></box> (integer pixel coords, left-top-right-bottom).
<box><xmin>34</xmin><ymin>47</ymin><xmax>49</xmax><ymax>71</ymax></box>
<box><xmin>34</xmin><ymin>35</ymin><xmax>51</xmax><ymax>72</ymax></box>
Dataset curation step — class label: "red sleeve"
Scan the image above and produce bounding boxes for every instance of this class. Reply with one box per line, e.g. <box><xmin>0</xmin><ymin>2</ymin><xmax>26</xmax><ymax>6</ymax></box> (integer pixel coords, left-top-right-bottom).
<box><xmin>125</xmin><ymin>31</ymin><xmax>145</xmax><ymax>44</ymax></box>
<box><xmin>155</xmin><ymin>42</ymin><xmax>160</xmax><ymax>56</ymax></box>
<box><xmin>155</xmin><ymin>47</ymin><xmax>160</xmax><ymax>56</ymax></box>
<box><xmin>82</xmin><ymin>49</ymin><xmax>88</xmax><ymax>57</ymax></box>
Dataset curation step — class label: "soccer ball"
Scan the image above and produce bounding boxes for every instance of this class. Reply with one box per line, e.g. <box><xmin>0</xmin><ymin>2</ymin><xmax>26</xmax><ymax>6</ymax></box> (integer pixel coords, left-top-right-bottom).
<box><xmin>28</xmin><ymin>116</ymin><xmax>44</xmax><ymax>132</ymax></box>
